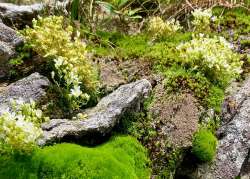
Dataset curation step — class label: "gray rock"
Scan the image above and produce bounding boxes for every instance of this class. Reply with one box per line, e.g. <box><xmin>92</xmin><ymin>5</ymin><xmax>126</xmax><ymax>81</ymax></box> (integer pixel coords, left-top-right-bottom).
<box><xmin>0</xmin><ymin>3</ymin><xmax>43</xmax><ymax>28</ymax></box>
<box><xmin>0</xmin><ymin>22</ymin><xmax>24</xmax><ymax>64</ymax></box>
<box><xmin>0</xmin><ymin>1</ymin><xmax>71</xmax><ymax>28</ymax></box>
<box><xmin>0</xmin><ymin>72</ymin><xmax>50</xmax><ymax>114</ymax></box>
<box><xmin>0</xmin><ymin>40</ymin><xmax>15</xmax><ymax>62</ymax></box>
<box><xmin>99</xmin><ymin>59</ymin><xmax>126</xmax><ymax>93</ymax></box>
<box><xmin>39</xmin><ymin>79</ymin><xmax>152</xmax><ymax>146</ymax></box>
<box><xmin>221</xmin><ymin>77</ymin><xmax>250</xmax><ymax>124</ymax></box>
<box><xmin>198</xmin><ymin>77</ymin><xmax>250</xmax><ymax>179</ymax></box>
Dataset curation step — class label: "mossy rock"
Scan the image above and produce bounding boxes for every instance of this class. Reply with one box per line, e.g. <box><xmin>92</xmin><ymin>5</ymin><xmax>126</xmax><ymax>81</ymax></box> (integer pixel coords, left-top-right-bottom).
<box><xmin>0</xmin><ymin>136</ymin><xmax>151</xmax><ymax>179</ymax></box>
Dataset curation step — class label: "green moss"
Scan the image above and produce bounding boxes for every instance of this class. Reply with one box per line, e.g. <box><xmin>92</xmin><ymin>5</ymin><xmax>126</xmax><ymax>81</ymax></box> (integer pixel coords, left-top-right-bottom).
<box><xmin>206</xmin><ymin>86</ymin><xmax>225</xmax><ymax>113</ymax></box>
<box><xmin>0</xmin><ymin>136</ymin><xmax>151</xmax><ymax>179</ymax></box>
<box><xmin>192</xmin><ymin>129</ymin><xmax>217</xmax><ymax>162</ymax></box>
<box><xmin>164</xmin><ymin>66</ymin><xmax>210</xmax><ymax>102</ymax></box>
<box><xmin>212</xmin><ymin>7</ymin><xmax>250</xmax><ymax>36</ymax></box>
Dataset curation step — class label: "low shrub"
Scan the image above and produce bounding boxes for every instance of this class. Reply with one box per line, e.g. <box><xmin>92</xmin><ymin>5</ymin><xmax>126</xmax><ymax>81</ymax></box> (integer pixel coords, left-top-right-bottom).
<box><xmin>23</xmin><ymin>16</ymin><xmax>99</xmax><ymax>110</ymax></box>
<box><xmin>177</xmin><ymin>34</ymin><xmax>243</xmax><ymax>86</ymax></box>
<box><xmin>0</xmin><ymin>98</ymin><xmax>48</xmax><ymax>154</ymax></box>
<box><xmin>0</xmin><ymin>136</ymin><xmax>151</xmax><ymax>179</ymax></box>
<box><xmin>192</xmin><ymin>129</ymin><xmax>217</xmax><ymax>162</ymax></box>
<box><xmin>164</xmin><ymin>66</ymin><xmax>210</xmax><ymax>101</ymax></box>
<box><xmin>192</xmin><ymin>8</ymin><xmax>214</xmax><ymax>32</ymax></box>
<box><xmin>148</xmin><ymin>16</ymin><xmax>182</xmax><ymax>40</ymax></box>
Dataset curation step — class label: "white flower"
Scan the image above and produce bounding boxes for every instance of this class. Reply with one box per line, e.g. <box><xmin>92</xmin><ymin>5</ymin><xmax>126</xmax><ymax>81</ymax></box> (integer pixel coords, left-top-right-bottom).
<box><xmin>70</xmin><ymin>86</ymin><xmax>82</xmax><ymax>98</ymax></box>
<box><xmin>35</xmin><ymin>109</ymin><xmax>43</xmax><ymax>118</ymax></box>
<box><xmin>51</xmin><ymin>71</ymin><xmax>55</xmax><ymax>79</ymax></box>
<box><xmin>54</xmin><ymin>57</ymin><xmax>64</xmax><ymax>68</ymax></box>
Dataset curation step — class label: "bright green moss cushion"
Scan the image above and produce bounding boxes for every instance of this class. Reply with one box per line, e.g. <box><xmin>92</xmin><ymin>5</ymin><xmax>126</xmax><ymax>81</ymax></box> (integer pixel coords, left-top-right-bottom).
<box><xmin>0</xmin><ymin>136</ymin><xmax>151</xmax><ymax>179</ymax></box>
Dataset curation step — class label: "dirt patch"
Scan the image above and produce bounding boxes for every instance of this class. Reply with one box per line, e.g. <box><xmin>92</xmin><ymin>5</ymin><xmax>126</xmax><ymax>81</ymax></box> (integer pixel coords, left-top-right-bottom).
<box><xmin>146</xmin><ymin>83</ymin><xmax>200</xmax><ymax>176</ymax></box>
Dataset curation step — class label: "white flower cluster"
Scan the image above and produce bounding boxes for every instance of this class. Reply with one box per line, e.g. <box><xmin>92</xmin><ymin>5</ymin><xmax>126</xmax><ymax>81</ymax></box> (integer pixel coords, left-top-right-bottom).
<box><xmin>177</xmin><ymin>34</ymin><xmax>243</xmax><ymax>82</ymax></box>
<box><xmin>53</xmin><ymin>56</ymin><xmax>90</xmax><ymax>109</ymax></box>
<box><xmin>24</xmin><ymin>16</ymin><xmax>97</xmax><ymax>111</ymax></box>
<box><xmin>192</xmin><ymin>8</ymin><xmax>215</xmax><ymax>31</ymax></box>
<box><xmin>0</xmin><ymin>98</ymin><xmax>46</xmax><ymax>153</ymax></box>
<box><xmin>148</xmin><ymin>16</ymin><xmax>182</xmax><ymax>39</ymax></box>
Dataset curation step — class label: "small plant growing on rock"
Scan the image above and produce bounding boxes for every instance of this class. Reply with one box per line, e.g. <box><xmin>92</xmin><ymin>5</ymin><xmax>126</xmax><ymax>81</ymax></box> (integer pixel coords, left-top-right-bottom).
<box><xmin>23</xmin><ymin>16</ymin><xmax>99</xmax><ymax>110</ymax></box>
<box><xmin>0</xmin><ymin>98</ymin><xmax>48</xmax><ymax>154</ymax></box>
<box><xmin>192</xmin><ymin>8</ymin><xmax>215</xmax><ymax>32</ymax></box>
<box><xmin>192</xmin><ymin>129</ymin><xmax>217</xmax><ymax>162</ymax></box>
<box><xmin>177</xmin><ymin>34</ymin><xmax>242</xmax><ymax>86</ymax></box>
<box><xmin>148</xmin><ymin>17</ymin><xmax>182</xmax><ymax>40</ymax></box>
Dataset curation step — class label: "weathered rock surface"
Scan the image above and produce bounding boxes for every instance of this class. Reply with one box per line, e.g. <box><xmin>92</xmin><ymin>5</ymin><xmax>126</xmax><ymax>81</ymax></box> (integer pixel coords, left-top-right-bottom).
<box><xmin>0</xmin><ymin>1</ymin><xmax>71</xmax><ymax>28</ymax></box>
<box><xmin>0</xmin><ymin>3</ymin><xmax>43</xmax><ymax>28</ymax></box>
<box><xmin>147</xmin><ymin>83</ymin><xmax>199</xmax><ymax>176</ymax></box>
<box><xmin>0</xmin><ymin>72</ymin><xmax>50</xmax><ymax>114</ymax></box>
<box><xmin>221</xmin><ymin>77</ymin><xmax>250</xmax><ymax>124</ymax></box>
<box><xmin>0</xmin><ymin>22</ymin><xmax>23</xmax><ymax>62</ymax></box>
<box><xmin>99</xmin><ymin>58</ymin><xmax>126</xmax><ymax>93</ymax></box>
<box><xmin>197</xmin><ymin>76</ymin><xmax>250</xmax><ymax>179</ymax></box>
<box><xmin>39</xmin><ymin>79</ymin><xmax>152</xmax><ymax>146</ymax></box>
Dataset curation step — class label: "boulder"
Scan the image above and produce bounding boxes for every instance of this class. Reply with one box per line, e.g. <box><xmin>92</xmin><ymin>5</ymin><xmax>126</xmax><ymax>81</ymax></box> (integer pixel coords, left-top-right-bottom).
<box><xmin>0</xmin><ymin>22</ymin><xmax>23</xmax><ymax>62</ymax></box>
<box><xmin>0</xmin><ymin>72</ymin><xmax>50</xmax><ymax>114</ymax></box>
<box><xmin>0</xmin><ymin>1</ymin><xmax>71</xmax><ymax>28</ymax></box>
<box><xmin>148</xmin><ymin>84</ymin><xmax>199</xmax><ymax>176</ymax></box>
<box><xmin>198</xmin><ymin>76</ymin><xmax>250</xmax><ymax>179</ymax></box>
<box><xmin>39</xmin><ymin>79</ymin><xmax>152</xmax><ymax>146</ymax></box>
<box><xmin>98</xmin><ymin>58</ymin><xmax>126</xmax><ymax>93</ymax></box>
<box><xmin>221</xmin><ymin>77</ymin><xmax>250</xmax><ymax>124</ymax></box>
<box><xmin>0</xmin><ymin>3</ymin><xmax>43</xmax><ymax>28</ymax></box>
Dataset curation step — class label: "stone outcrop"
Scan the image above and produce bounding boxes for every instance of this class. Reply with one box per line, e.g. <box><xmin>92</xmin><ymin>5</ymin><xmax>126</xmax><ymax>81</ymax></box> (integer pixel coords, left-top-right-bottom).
<box><xmin>0</xmin><ymin>1</ymin><xmax>71</xmax><ymax>28</ymax></box>
<box><xmin>0</xmin><ymin>72</ymin><xmax>50</xmax><ymax>114</ymax></box>
<box><xmin>0</xmin><ymin>3</ymin><xmax>43</xmax><ymax>28</ymax></box>
<box><xmin>0</xmin><ymin>22</ymin><xmax>23</xmax><ymax>63</ymax></box>
<box><xmin>39</xmin><ymin>79</ymin><xmax>152</xmax><ymax>146</ymax></box>
<box><xmin>99</xmin><ymin>58</ymin><xmax>126</xmax><ymax>93</ymax></box>
<box><xmin>148</xmin><ymin>84</ymin><xmax>199</xmax><ymax>176</ymax></box>
<box><xmin>198</xmin><ymin>76</ymin><xmax>250</xmax><ymax>179</ymax></box>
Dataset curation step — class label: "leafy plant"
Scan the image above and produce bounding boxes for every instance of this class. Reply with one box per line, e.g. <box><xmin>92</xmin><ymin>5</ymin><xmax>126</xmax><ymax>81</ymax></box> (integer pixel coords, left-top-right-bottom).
<box><xmin>97</xmin><ymin>0</ymin><xmax>142</xmax><ymax>20</ymax></box>
<box><xmin>192</xmin><ymin>129</ymin><xmax>217</xmax><ymax>162</ymax></box>
<box><xmin>0</xmin><ymin>98</ymin><xmax>48</xmax><ymax>154</ymax></box>
<box><xmin>191</xmin><ymin>8</ymin><xmax>215</xmax><ymax>32</ymax></box>
<box><xmin>23</xmin><ymin>16</ymin><xmax>99</xmax><ymax>111</ymax></box>
<box><xmin>148</xmin><ymin>16</ymin><xmax>182</xmax><ymax>40</ymax></box>
<box><xmin>177</xmin><ymin>34</ymin><xmax>243</xmax><ymax>86</ymax></box>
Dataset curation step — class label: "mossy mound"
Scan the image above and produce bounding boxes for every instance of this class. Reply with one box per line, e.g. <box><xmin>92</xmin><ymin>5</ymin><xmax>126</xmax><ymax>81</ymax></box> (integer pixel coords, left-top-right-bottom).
<box><xmin>192</xmin><ymin>129</ymin><xmax>217</xmax><ymax>162</ymax></box>
<box><xmin>0</xmin><ymin>136</ymin><xmax>151</xmax><ymax>179</ymax></box>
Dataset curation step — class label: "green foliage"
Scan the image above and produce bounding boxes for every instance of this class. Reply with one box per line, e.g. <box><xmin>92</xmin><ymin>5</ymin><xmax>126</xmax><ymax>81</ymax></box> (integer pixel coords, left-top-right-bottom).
<box><xmin>177</xmin><ymin>34</ymin><xmax>243</xmax><ymax>86</ymax></box>
<box><xmin>164</xmin><ymin>66</ymin><xmax>210</xmax><ymax>101</ymax></box>
<box><xmin>212</xmin><ymin>7</ymin><xmax>250</xmax><ymax>36</ymax></box>
<box><xmin>23</xmin><ymin>16</ymin><xmax>99</xmax><ymax>110</ymax></box>
<box><xmin>0</xmin><ymin>99</ymin><xmax>47</xmax><ymax>154</ymax></box>
<box><xmin>0</xmin><ymin>136</ymin><xmax>151</xmax><ymax>179</ymax></box>
<box><xmin>118</xmin><ymin>113</ymin><xmax>156</xmax><ymax>142</ymax></box>
<box><xmin>192</xmin><ymin>129</ymin><xmax>217</xmax><ymax>162</ymax></box>
<box><xmin>206</xmin><ymin>86</ymin><xmax>225</xmax><ymax>113</ymax></box>
<box><xmin>191</xmin><ymin>8</ymin><xmax>214</xmax><ymax>32</ymax></box>
<box><xmin>148</xmin><ymin>17</ymin><xmax>182</xmax><ymax>40</ymax></box>
<box><xmin>97</xmin><ymin>0</ymin><xmax>142</xmax><ymax>20</ymax></box>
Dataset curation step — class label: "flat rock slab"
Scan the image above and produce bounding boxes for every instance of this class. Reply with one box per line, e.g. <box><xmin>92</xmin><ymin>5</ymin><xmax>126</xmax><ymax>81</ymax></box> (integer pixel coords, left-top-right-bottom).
<box><xmin>39</xmin><ymin>79</ymin><xmax>152</xmax><ymax>146</ymax></box>
<box><xmin>199</xmin><ymin>76</ymin><xmax>250</xmax><ymax>179</ymax></box>
<box><xmin>0</xmin><ymin>72</ymin><xmax>50</xmax><ymax>114</ymax></box>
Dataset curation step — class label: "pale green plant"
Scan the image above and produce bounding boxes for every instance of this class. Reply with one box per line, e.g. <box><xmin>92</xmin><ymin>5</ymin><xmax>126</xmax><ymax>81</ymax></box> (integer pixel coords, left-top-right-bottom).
<box><xmin>191</xmin><ymin>8</ymin><xmax>215</xmax><ymax>32</ymax></box>
<box><xmin>148</xmin><ymin>16</ymin><xmax>182</xmax><ymax>39</ymax></box>
<box><xmin>177</xmin><ymin>34</ymin><xmax>243</xmax><ymax>84</ymax></box>
<box><xmin>23</xmin><ymin>16</ymin><xmax>98</xmax><ymax>110</ymax></box>
<box><xmin>0</xmin><ymin>98</ymin><xmax>47</xmax><ymax>154</ymax></box>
